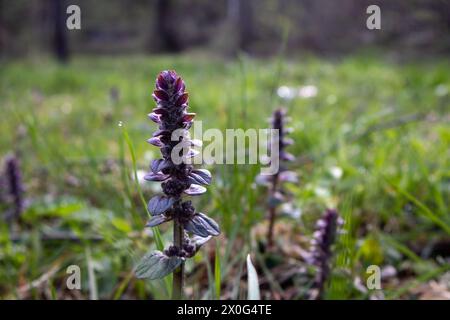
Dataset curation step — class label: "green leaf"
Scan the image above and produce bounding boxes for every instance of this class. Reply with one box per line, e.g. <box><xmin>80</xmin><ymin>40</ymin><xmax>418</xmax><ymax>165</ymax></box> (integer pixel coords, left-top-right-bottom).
<box><xmin>111</xmin><ymin>217</ymin><xmax>132</xmax><ymax>233</ymax></box>
<box><xmin>246</xmin><ymin>254</ymin><xmax>260</xmax><ymax>300</ymax></box>
<box><xmin>214</xmin><ymin>240</ymin><xmax>221</xmax><ymax>300</ymax></box>
<box><xmin>135</xmin><ymin>251</ymin><xmax>183</xmax><ymax>280</ymax></box>
<box><xmin>385</xmin><ymin>178</ymin><xmax>450</xmax><ymax>235</ymax></box>
<box><xmin>358</xmin><ymin>235</ymin><xmax>384</xmax><ymax>266</ymax></box>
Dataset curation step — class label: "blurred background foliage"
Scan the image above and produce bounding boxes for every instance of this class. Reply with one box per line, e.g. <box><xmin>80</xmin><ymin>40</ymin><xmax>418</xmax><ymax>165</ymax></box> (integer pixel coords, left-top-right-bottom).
<box><xmin>0</xmin><ymin>0</ymin><xmax>449</xmax><ymax>300</ymax></box>
<box><xmin>1</xmin><ymin>0</ymin><xmax>450</xmax><ymax>59</ymax></box>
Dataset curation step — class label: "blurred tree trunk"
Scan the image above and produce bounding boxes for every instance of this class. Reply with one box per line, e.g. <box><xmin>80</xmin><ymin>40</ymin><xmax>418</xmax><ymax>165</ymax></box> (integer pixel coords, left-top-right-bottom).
<box><xmin>238</xmin><ymin>0</ymin><xmax>254</xmax><ymax>51</ymax></box>
<box><xmin>0</xmin><ymin>0</ymin><xmax>3</xmax><ymax>56</ymax></box>
<box><xmin>223</xmin><ymin>0</ymin><xmax>239</xmax><ymax>56</ymax></box>
<box><xmin>226</xmin><ymin>0</ymin><xmax>254</xmax><ymax>55</ymax></box>
<box><xmin>154</xmin><ymin>0</ymin><xmax>180</xmax><ymax>52</ymax></box>
<box><xmin>52</xmin><ymin>0</ymin><xmax>69</xmax><ymax>63</ymax></box>
<box><xmin>30</xmin><ymin>0</ymin><xmax>43</xmax><ymax>56</ymax></box>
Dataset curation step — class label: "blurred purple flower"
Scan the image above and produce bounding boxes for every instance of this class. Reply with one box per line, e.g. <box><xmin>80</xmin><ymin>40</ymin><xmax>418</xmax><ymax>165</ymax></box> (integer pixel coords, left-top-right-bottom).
<box><xmin>309</xmin><ymin>208</ymin><xmax>343</xmax><ymax>299</ymax></box>
<box><xmin>256</xmin><ymin>108</ymin><xmax>298</xmax><ymax>247</ymax></box>
<box><xmin>4</xmin><ymin>155</ymin><xmax>25</xmax><ymax>221</ymax></box>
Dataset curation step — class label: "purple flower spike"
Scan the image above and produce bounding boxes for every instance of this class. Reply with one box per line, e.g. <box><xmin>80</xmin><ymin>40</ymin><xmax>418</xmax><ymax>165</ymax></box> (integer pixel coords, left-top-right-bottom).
<box><xmin>256</xmin><ymin>107</ymin><xmax>299</xmax><ymax>247</ymax></box>
<box><xmin>309</xmin><ymin>208</ymin><xmax>343</xmax><ymax>299</ymax></box>
<box><xmin>135</xmin><ymin>71</ymin><xmax>220</xmax><ymax>286</ymax></box>
<box><xmin>4</xmin><ymin>155</ymin><xmax>25</xmax><ymax>221</ymax></box>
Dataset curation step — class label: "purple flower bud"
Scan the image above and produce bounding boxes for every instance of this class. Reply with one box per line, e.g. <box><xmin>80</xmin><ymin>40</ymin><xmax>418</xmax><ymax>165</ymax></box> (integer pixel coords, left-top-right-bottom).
<box><xmin>148</xmin><ymin>112</ymin><xmax>161</xmax><ymax>123</ymax></box>
<box><xmin>153</xmin><ymin>90</ymin><xmax>170</xmax><ymax>101</ymax></box>
<box><xmin>164</xmin><ymin>245</ymin><xmax>179</xmax><ymax>257</ymax></box>
<box><xmin>181</xmin><ymin>201</ymin><xmax>195</xmax><ymax>217</ymax></box>
<box><xmin>147</xmin><ymin>137</ymin><xmax>164</xmax><ymax>147</ymax></box>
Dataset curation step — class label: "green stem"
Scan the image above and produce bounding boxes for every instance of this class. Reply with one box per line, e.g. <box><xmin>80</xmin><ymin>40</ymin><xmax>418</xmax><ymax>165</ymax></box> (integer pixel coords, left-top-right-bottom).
<box><xmin>172</xmin><ymin>218</ymin><xmax>184</xmax><ymax>299</ymax></box>
<box><xmin>267</xmin><ymin>174</ymin><xmax>279</xmax><ymax>247</ymax></box>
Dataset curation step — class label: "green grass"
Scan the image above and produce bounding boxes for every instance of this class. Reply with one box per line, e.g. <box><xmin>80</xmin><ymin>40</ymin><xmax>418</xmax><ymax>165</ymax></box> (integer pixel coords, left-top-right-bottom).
<box><xmin>0</xmin><ymin>54</ymin><xmax>449</xmax><ymax>299</ymax></box>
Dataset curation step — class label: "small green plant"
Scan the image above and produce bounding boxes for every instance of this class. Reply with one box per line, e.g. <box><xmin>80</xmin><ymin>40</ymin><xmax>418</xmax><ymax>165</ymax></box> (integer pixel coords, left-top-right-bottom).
<box><xmin>134</xmin><ymin>70</ymin><xmax>220</xmax><ymax>299</ymax></box>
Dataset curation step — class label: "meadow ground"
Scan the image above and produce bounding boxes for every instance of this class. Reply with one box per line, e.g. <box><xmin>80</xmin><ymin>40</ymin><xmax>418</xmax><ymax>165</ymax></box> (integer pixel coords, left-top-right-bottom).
<box><xmin>0</xmin><ymin>54</ymin><xmax>449</xmax><ymax>299</ymax></box>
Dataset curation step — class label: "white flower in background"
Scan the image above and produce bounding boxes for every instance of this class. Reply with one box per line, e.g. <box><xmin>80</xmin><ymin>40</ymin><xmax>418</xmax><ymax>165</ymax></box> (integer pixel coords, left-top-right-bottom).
<box><xmin>134</xmin><ymin>170</ymin><xmax>147</xmax><ymax>185</ymax></box>
<box><xmin>281</xmin><ymin>202</ymin><xmax>302</xmax><ymax>219</ymax></box>
<box><xmin>314</xmin><ymin>186</ymin><xmax>330</xmax><ymax>198</ymax></box>
<box><xmin>329</xmin><ymin>166</ymin><xmax>343</xmax><ymax>180</ymax></box>
<box><xmin>277</xmin><ymin>86</ymin><xmax>296</xmax><ymax>100</ymax></box>
<box><xmin>298</xmin><ymin>85</ymin><xmax>318</xmax><ymax>98</ymax></box>
<box><xmin>435</xmin><ymin>84</ymin><xmax>448</xmax><ymax>97</ymax></box>
<box><xmin>277</xmin><ymin>85</ymin><xmax>318</xmax><ymax>100</ymax></box>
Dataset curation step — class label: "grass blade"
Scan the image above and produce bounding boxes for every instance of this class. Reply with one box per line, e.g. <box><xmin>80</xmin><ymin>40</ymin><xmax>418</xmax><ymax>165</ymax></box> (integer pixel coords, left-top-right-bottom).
<box><xmin>215</xmin><ymin>240</ymin><xmax>221</xmax><ymax>300</ymax></box>
<box><xmin>385</xmin><ymin>178</ymin><xmax>450</xmax><ymax>235</ymax></box>
<box><xmin>121</xmin><ymin>124</ymin><xmax>170</xmax><ymax>296</ymax></box>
